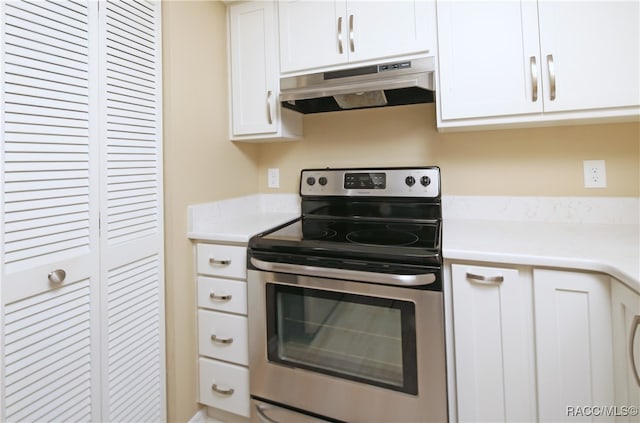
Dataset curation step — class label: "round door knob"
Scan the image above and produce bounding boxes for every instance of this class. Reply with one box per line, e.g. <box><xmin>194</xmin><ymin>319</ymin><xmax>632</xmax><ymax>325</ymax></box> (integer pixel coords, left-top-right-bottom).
<box><xmin>48</xmin><ymin>269</ymin><xmax>66</xmax><ymax>284</ymax></box>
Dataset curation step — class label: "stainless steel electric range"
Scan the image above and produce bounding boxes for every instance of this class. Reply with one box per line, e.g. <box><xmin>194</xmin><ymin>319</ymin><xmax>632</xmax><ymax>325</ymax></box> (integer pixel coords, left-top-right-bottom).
<box><xmin>247</xmin><ymin>167</ymin><xmax>447</xmax><ymax>423</ymax></box>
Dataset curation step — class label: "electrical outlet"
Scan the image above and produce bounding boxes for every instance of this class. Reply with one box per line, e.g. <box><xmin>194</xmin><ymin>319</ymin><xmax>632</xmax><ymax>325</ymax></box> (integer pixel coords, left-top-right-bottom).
<box><xmin>583</xmin><ymin>160</ymin><xmax>607</xmax><ymax>188</ymax></box>
<box><xmin>268</xmin><ymin>168</ymin><xmax>280</xmax><ymax>188</ymax></box>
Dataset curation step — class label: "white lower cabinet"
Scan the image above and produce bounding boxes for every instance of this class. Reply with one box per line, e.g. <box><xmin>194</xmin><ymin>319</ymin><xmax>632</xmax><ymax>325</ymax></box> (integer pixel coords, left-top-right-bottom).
<box><xmin>611</xmin><ymin>280</ymin><xmax>640</xmax><ymax>421</ymax></box>
<box><xmin>199</xmin><ymin>358</ymin><xmax>251</xmax><ymax>418</ymax></box>
<box><xmin>449</xmin><ymin>262</ymin><xmax>628</xmax><ymax>422</ymax></box>
<box><xmin>450</xmin><ymin>264</ymin><xmax>537</xmax><ymax>422</ymax></box>
<box><xmin>195</xmin><ymin>242</ymin><xmax>250</xmax><ymax>419</ymax></box>
<box><xmin>533</xmin><ymin>269</ymin><xmax>615</xmax><ymax>421</ymax></box>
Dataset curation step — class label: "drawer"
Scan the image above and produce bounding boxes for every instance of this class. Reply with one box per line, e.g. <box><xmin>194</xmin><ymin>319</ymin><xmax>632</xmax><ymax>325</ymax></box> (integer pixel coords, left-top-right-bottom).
<box><xmin>197</xmin><ymin>276</ymin><xmax>247</xmax><ymax>314</ymax></box>
<box><xmin>198</xmin><ymin>310</ymin><xmax>248</xmax><ymax>365</ymax></box>
<box><xmin>199</xmin><ymin>357</ymin><xmax>250</xmax><ymax>417</ymax></box>
<box><xmin>196</xmin><ymin>244</ymin><xmax>246</xmax><ymax>279</ymax></box>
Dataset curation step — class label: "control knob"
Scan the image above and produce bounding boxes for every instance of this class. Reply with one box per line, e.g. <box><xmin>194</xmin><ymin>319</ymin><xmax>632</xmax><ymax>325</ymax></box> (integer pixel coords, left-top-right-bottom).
<box><xmin>306</xmin><ymin>176</ymin><xmax>316</xmax><ymax>186</ymax></box>
<box><xmin>405</xmin><ymin>176</ymin><xmax>416</xmax><ymax>187</ymax></box>
<box><xmin>318</xmin><ymin>177</ymin><xmax>328</xmax><ymax>186</ymax></box>
<box><xmin>420</xmin><ymin>176</ymin><xmax>431</xmax><ymax>187</ymax></box>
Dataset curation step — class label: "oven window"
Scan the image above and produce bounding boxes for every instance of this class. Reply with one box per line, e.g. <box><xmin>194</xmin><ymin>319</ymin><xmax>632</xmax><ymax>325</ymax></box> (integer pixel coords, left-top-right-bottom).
<box><xmin>265</xmin><ymin>284</ymin><xmax>418</xmax><ymax>395</ymax></box>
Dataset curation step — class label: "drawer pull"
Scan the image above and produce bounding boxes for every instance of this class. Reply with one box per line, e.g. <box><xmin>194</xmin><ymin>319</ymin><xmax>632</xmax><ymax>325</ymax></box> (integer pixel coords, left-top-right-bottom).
<box><xmin>466</xmin><ymin>272</ymin><xmax>504</xmax><ymax>283</ymax></box>
<box><xmin>211</xmin><ymin>384</ymin><xmax>235</xmax><ymax>396</ymax></box>
<box><xmin>211</xmin><ymin>334</ymin><xmax>234</xmax><ymax>344</ymax></box>
<box><xmin>209</xmin><ymin>291</ymin><xmax>232</xmax><ymax>301</ymax></box>
<box><xmin>631</xmin><ymin>315</ymin><xmax>640</xmax><ymax>387</ymax></box>
<box><xmin>209</xmin><ymin>258</ymin><xmax>231</xmax><ymax>266</ymax></box>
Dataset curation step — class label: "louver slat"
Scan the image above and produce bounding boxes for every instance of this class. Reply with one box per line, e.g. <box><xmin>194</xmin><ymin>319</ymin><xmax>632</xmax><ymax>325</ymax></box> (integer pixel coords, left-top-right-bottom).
<box><xmin>104</xmin><ymin>0</ymin><xmax>159</xmax><ymax>246</ymax></box>
<box><xmin>107</xmin><ymin>255</ymin><xmax>162</xmax><ymax>422</ymax></box>
<box><xmin>2</xmin><ymin>0</ymin><xmax>91</xmax><ymax>272</ymax></box>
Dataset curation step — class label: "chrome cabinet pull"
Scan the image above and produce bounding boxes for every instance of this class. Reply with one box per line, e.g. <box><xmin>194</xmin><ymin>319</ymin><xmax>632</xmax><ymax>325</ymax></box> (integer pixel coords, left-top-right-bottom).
<box><xmin>209</xmin><ymin>292</ymin><xmax>232</xmax><ymax>301</ymax></box>
<box><xmin>349</xmin><ymin>14</ymin><xmax>355</xmax><ymax>52</ymax></box>
<box><xmin>209</xmin><ymin>257</ymin><xmax>231</xmax><ymax>265</ymax></box>
<box><xmin>547</xmin><ymin>54</ymin><xmax>556</xmax><ymax>101</ymax></box>
<box><xmin>211</xmin><ymin>384</ymin><xmax>234</xmax><ymax>396</ymax></box>
<box><xmin>48</xmin><ymin>269</ymin><xmax>66</xmax><ymax>284</ymax></box>
<box><xmin>466</xmin><ymin>272</ymin><xmax>504</xmax><ymax>283</ymax></box>
<box><xmin>255</xmin><ymin>404</ymin><xmax>281</xmax><ymax>423</ymax></box>
<box><xmin>337</xmin><ymin>16</ymin><xmax>344</xmax><ymax>54</ymax></box>
<box><xmin>530</xmin><ymin>56</ymin><xmax>538</xmax><ymax>102</ymax></box>
<box><xmin>211</xmin><ymin>334</ymin><xmax>234</xmax><ymax>344</ymax></box>
<box><xmin>631</xmin><ymin>315</ymin><xmax>640</xmax><ymax>387</ymax></box>
<box><xmin>266</xmin><ymin>90</ymin><xmax>273</xmax><ymax>125</ymax></box>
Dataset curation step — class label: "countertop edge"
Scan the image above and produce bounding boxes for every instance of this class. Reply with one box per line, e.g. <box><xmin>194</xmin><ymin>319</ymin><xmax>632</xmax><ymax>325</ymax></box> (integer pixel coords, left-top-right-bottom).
<box><xmin>443</xmin><ymin>248</ymin><xmax>639</xmax><ymax>294</ymax></box>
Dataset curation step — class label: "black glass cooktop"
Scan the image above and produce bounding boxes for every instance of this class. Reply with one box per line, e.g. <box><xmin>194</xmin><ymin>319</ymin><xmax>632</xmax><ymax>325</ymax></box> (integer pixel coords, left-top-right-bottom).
<box><xmin>249</xmin><ymin>216</ymin><xmax>441</xmax><ymax>269</ymax></box>
<box><xmin>263</xmin><ymin>218</ymin><xmax>439</xmax><ymax>249</ymax></box>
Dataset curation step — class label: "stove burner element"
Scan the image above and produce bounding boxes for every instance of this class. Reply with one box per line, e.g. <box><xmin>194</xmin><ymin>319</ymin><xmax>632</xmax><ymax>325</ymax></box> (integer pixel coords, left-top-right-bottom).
<box><xmin>302</xmin><ymin>221</ymin><xmax>337</xmax><ymax>240</ymax></box>
<box><xmin>346</xmin><ymin>229</ymin><xmax>419</xmax><ymax>246</ymax></box>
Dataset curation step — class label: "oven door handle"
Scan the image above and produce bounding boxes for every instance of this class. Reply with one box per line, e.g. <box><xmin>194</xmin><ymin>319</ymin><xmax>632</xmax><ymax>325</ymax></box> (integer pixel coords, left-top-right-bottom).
<box><xmin>250</xmin><ymin>258</ymin><xmax>436</xmax><ymax>287</ymax></box>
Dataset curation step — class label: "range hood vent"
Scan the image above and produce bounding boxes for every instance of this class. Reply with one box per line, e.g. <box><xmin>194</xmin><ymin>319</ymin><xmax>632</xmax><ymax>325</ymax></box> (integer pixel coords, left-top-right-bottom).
<box><xmin>280</xmin><ymin>57</ymin><xmax>435</xmax><ymax>114</ymax></box>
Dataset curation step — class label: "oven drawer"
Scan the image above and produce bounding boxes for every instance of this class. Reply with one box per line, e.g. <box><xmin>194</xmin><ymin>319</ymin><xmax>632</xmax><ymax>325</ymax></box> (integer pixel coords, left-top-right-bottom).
<box><xmin>198</xmin><ymin>310</ymin><xmax>248</xmax><ymax>365</ymax></box>
<box><xmin>196</xmin><ymin>244</ymin><xmax>246</xmax><ymax>279</ymax></box>
<box><xmin>197</xmin><ymin>276</ymin><xmax>247</xmax><ymax>314</ymax></box>
<box><xmin>199</xmin><ymin>357</ymin><xmax>250</xmax><ymax>417</ymax></box>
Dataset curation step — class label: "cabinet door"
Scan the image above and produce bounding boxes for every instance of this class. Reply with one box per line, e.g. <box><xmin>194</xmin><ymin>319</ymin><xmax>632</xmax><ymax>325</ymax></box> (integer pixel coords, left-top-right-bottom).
<box><xmin>450</xmin><ymin>264</ymin><xmax>537</xmax><ymax>422</ymax></box>
<box><xmin>229</xmin><ymin>1</ymin><xmax>279</xmax><ymax>136</ymax></box>
<box><xmin>437</xmin><ymin>0</ymin><xmax>542</xmax><ymax>121</ymax></box>
<box><xmin>534</xmin><ymin>269</ymin><xmax>615</xmax><ymax>422</ymax></box>
<box><xmin>346</xmin><ymin>1</ymin><xmax>434</xmax><ymax>63</ymax></box>
<box><xmin>537</xmin><ymin>1</ymin><xmax>640</xmax><ymax>112</ymax></box>
<box><xmin>1</xmin><ymin>1</ymin><xmax>101</xmax><ymax>421</ymax></box>
<box><xmin>611</xmin><ymin>281</ymin><xmax>640</xmax><ymax>420</ymax></box>
<box><xmin>278</xmin><ymin>0</ymin><xmax>347</xmax><ymax>73</ymax></box>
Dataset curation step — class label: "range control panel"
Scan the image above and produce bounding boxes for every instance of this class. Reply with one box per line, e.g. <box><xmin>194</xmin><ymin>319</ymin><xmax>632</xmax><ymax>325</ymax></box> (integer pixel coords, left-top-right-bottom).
<box><xmin>300</xmin><ymin>167</ymin><xmax>440</xmax><ymax>198</ymax></box>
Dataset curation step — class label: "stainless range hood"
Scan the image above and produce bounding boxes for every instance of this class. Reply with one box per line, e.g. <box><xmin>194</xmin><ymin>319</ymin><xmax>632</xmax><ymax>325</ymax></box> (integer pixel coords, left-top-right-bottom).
<box><xmin>280</xmin><ymin>57</ymin><xmax>435</xmax><ymax>114</ymax></box>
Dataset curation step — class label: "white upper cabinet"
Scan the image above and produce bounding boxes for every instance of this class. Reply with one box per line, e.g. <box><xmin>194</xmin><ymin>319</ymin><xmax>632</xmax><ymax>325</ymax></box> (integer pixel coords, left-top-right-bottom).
<box><xmin>228</xmin><ymin>1</ymin><xmax>302</xmax><ymax>141</ymax></box>
<box><xmin>536</xmin><ymin>1</ymin><xmax>640</xmax><ymax>113</ymax></box>
<box><xmin>436</xmin><ymin>1</ymin><xmax>542</xmax><ymax>120</ymax></box>
<box><xmin>278</xmin><ymin>0</ymin><xmax>436</xmax><ymax>74</ymax></box>
<box><xmin>436</xmin><ymin>0</ymin><xmax>640</xmax><ymax>129</ymax></box>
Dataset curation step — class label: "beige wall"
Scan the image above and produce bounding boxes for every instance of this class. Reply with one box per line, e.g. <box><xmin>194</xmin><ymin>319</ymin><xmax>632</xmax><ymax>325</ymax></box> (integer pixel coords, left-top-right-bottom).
<box><xmin>162</xmin><ymin>1</ymin><xmax>259</xmax><ymax>421</ymax></box>
<box><xmin>257</xmin><ymin>104</ymin><xmax>640</xmax><ymax>196</ymax></box>
<box><xmin>162</xmin><ymin>2</ymin><xmax>639</xmax><ymax>422</ymax></box>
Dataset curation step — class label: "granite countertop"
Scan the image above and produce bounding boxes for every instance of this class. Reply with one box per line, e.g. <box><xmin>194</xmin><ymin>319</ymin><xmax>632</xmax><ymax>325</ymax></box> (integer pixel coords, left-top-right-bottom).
<box><xmin>188</xmin><ymin>194</ymin><xmax>639</xmax><ymax>292</ymax></box>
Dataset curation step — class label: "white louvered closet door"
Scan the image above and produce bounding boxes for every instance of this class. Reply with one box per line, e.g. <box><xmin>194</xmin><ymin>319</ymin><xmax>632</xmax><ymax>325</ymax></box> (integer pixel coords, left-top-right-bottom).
<box><xmin>1</xmin><ymin>1</ymin><xmax>101</xmax><ymax>422</ymax></box>
<box><xmin>99</xmin><ymin>1</ymin><xmax>165</xmax><ymax>422</ymax></box>
<box><xmin>1</xmin><ymin>1</ymin><xmax>165</xmax><ymax>422</ymax></box>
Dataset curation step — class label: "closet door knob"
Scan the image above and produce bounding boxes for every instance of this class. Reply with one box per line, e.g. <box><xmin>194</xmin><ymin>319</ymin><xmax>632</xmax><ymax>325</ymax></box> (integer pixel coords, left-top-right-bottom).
<box><xmin>48</xmin><ymin>269</ymin><xmax>66</xmax><ymax>284</ymax></box>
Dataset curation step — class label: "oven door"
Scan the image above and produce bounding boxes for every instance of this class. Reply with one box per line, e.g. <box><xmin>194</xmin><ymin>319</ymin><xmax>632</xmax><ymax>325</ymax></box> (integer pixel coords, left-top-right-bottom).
<box><xmin>247</xmin><ymin>268</ymin><xmax>447</xmax><ymax>423</ymax></box>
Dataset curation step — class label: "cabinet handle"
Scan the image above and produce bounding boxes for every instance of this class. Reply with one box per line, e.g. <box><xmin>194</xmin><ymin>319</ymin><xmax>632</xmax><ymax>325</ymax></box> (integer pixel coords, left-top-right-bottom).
<box><xmin>337</xmin><ymin>16</ymin><xmax>344</xmax><ymax>54</ymax></box>
<box><xmin>211</xmin><ymin>334</ymin><xmax>234</xmax><ymax>344</ymax></box>
<box><xmin>547</xmin><ymin>54</ymin><xmax>556</xmax><ymax>101</ymax></box>
<box><xmin>209</xmin><ymin>292</ymin><xmax>232</xmax><ymax>301</ymax></box>
<box><xmin>630</xmin><ymin>315</ymin><xmax>640</xmax><ymax>387</ymax></box>
<box><xmin>530</xmin><ymin>56</ymin><xmax>538</xmax><ymax>102</ymax></box>
<box><xmin>211</xmin><ymin>384</ymin><xmax>234</xmax><ymax>396</ymax></box>
<box><xmin>255</xmin><ymin>403</ymin><xmax>282</xmax><ymax>423</ymax></box>
<box><xmin>466</xmin><ymin>272</ymin><xmax>504</xmax><ymax>284</ymax></box>
<box><xmin>348</xmin><ymin>14</ymin><xmax>355</xmax><ymax>53</ymax></box>
<box><xmin>209</xmin><ymin>257</ymin><xmax>231</xmax><ymax>266</ymax></box>
<box><xmin>266</xmin><ymin>90</ymin><xmax>273</xmax><ymax>125</ymax></box>
<box><xmin>48</xmin><ymin>269</ymin><xmax>66</xmax><ymax>285</ymax></box>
